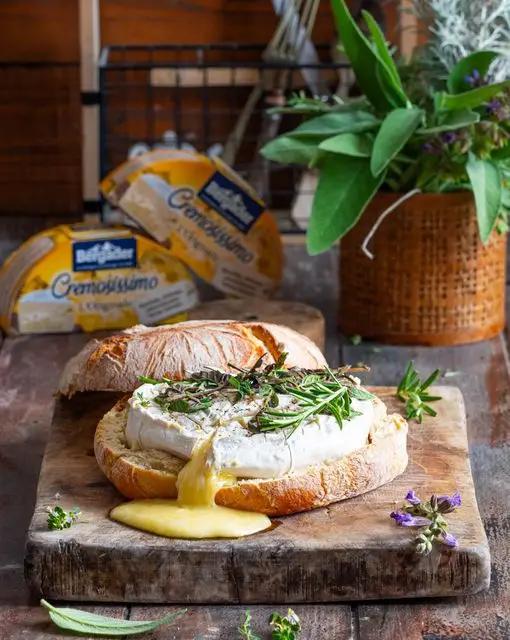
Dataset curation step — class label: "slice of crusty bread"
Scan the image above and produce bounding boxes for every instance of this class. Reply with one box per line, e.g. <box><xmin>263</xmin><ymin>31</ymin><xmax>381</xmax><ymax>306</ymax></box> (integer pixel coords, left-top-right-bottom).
<box><xmin>94</xmin><ymin>397</ymin><xmax>408</xmax><ymax>517</ymax></box>
<box><xmin>59</xmin><ymin>320</ymin><xmax>327</xmax><ymax>397</ymax></box>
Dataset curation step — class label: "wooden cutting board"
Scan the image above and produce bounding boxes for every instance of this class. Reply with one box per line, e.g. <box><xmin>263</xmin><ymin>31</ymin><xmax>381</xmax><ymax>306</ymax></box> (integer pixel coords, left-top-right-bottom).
<box><xmin>25</xmin><ymin>386</ymin><xmax>490</xmax><ymax>603</ymax></box>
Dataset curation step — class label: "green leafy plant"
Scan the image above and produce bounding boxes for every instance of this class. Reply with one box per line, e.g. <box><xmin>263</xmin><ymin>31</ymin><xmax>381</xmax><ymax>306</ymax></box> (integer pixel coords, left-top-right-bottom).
<box><xmin>396</xmin><ymin>361</ymin><xmax>441</xmax><ymax>422</ymax></box>
<box><xmin>40</xmin><ymin>600</ymin><xmax>185</xmax><ymax>636</ymax></box>
<box><xmin>261</xmin><ymin>0</ymin><xmax>510</xmax><ymax>254</ymax></box>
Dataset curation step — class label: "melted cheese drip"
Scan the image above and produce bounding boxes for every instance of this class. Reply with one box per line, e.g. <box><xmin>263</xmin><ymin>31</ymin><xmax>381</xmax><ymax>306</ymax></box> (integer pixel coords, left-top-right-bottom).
<box><xmin>110</xmin><ymin>438</ymin><xmax>271</xmax><ymax>539</ymax></box>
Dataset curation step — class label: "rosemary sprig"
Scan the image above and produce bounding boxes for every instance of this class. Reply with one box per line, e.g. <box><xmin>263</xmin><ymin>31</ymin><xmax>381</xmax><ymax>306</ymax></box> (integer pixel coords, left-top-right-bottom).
<box><xmin>252</xmin><ymin>381</ymin><xmax>362</xmax><ymax>435</ymax></box>
<box><xmin>137</xmin><ymin>355</ymin><xmax>373</xmax><ymax>436</ymax></box>
<box><xmin>396</xmin><ymin>361</ymin><xmax>442</xmax><ymax>423</ymax></box>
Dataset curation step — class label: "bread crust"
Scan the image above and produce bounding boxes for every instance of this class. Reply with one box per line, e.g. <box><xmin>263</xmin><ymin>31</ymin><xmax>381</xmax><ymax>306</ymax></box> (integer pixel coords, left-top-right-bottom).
<box><xmin>94</xmin><ymin>397</ymin><xmax>408</xmax><ymax>517</ymax></box>
<box><xmin>59</xmin><ymin>320</ymin><xmax>326</xmax><ymax>397</ymax></box>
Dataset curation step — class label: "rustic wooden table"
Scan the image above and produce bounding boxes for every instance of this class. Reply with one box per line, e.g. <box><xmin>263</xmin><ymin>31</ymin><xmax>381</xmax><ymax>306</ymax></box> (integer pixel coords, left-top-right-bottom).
<box><xmin>1</xmin><ymin>243</ymin><xmax>509</xmax><ymax>639</ymax></box>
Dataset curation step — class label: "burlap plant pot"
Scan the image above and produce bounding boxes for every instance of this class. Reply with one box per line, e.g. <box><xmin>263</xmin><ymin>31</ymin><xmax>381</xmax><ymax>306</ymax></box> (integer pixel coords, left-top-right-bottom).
<box><xmin>340</xmin><ymin>191</ymin><xmax>506</xmax><ymax>345</ymax></box>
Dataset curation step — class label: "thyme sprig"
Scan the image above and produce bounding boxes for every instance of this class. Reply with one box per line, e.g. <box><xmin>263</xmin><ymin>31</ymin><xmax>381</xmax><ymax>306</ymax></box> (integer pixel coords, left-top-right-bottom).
<box><xmin>47</xmin><ymin>505</ymin><xmax>81</xmax><ymax>531</ymax></box>
<box><xmin>137</xmin><ymin>355</ymin><xmax>373</xmax><ymax>436</ymax></box>
<box><xmin>396</xmin><ymin>361</ymin><xmax>442</xmax><ymax>423</ymax></box>
<box><xmin>239</xmin><ymin>609</ymin><xmax>301</xmax><ymax>640</ymax></box>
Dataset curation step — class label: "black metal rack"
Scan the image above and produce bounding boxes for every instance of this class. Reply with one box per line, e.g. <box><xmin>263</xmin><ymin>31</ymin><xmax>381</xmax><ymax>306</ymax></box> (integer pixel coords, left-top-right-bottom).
<box><xmin>99</xmin><ymin>43</ymin><xmax>350</xmax><ymax>228</ymax></box>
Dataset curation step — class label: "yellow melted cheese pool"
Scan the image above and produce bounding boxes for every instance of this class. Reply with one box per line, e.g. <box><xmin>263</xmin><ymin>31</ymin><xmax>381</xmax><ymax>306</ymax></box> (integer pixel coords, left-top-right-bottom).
<box><xmin>110</xmin><ymin>501</ymin><xmax>270</xmax><ymax>539</ymax></box>
<box><xmin>110</xmin><ymin>438</ymin><xmax>271</xmax><ymax>539</ymax></box>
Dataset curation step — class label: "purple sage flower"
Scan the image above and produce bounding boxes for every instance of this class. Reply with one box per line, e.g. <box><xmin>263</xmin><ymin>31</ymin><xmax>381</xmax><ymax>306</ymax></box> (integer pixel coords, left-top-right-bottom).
<box><xmin>465</xmin><ymin>69</ymin><xmax>482</xmax><ymax>87</ymax></box>
<box><xmin>486</xmin><ymin>99</ymin><xmax>506</xmax><ymax>121</ymax></box>
<box><xmin>405</xmin><ymin>490</ymin><xmax>421</xmax><ymax>506</ymax></box>
<box><xmin>487</xmin><ymin>99</ymin><xmax>502</xmax><ymax>114</ymax></box>
<box><xmin>441</xmin><ymin>532</ymin><xmax>459</xmax><ymax>548</ymax></box>
<box><xmin>390</xmin><ymin>511</ymin><xmax>412</xmax><ymax>525</ymax></box>
<box><xmin>441</xmin><ymin>131</ymin><xmax>458</xmax><ymax>145</ymax></box>
<box><xmin>437</xmin><ymin>491</ymin><xmax>462</xmax><ymax>513</ymax></box>
<box><xmin>390</xmin><ymin>511</ymin><xmax>431</xmax><ymax>527</ymax></box>
<box><xmin>422</xmin><ymin>141</ymin><xmax>441</xmax><ymax>155</ymax></box>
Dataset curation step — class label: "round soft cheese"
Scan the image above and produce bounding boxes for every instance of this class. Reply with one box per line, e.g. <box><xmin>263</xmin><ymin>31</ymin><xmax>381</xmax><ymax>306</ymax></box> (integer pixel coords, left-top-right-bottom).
<box><xmin>125</xmin><ymin>382</ymin><xmax>386</xmax><ymax>479</ymax></box>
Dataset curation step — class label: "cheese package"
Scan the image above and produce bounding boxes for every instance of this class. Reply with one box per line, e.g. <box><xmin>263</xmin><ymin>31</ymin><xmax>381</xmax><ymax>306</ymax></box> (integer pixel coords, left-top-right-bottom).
<box><xmin>0</xmin><ymin>224</ymin><xmax>199</xmax><ymax>335</ymax></box>
<box><xmin>101</xmin><ymin>152</ymin><xmax>283</xmax><ymax>297</ymax></box>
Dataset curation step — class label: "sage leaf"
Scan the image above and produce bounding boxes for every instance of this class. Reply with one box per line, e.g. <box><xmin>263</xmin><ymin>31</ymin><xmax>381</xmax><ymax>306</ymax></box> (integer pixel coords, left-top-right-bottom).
<box><xmin>319</xmin><ymin>132</ymin><xmax>372</xmax><ymax>157</ymax></box>
<box><xmin>466</xmin><ymin>153</ymin><xmax>502</xmax><ymax>244</ymax></box>
<box><xmin>362</xmin><ymin>10</ymin><xmax>406</xmax><ymax>98</ymax></box>
<box><xmin>502</xmin><ymin>188</ymin><xmax>510</xmax><ymax>209</ymax></box>
<box><xmin>41</xmin><ymin>599</ymin><xmax>186</xmax><ymax>637</ymax></box>
<box><xmin>307</xmin><ymin>154</ymin><xmax>385</xmax><ymax>255</ymax></box>
<box><xmin>447</xmin><ymin>51</ymin><xmax>499</xmax><ymax>94</ymax></box>
<box><xmin>417</xmin><ymin>109</ymin><xmax>480</xmax><ymax>135</ymax></box>
<box><xmin>260</xmin><ymin>135</ymin><xmax>321</xmax><ymax>165</ymax></box>
<box><xmin>435</xmin><ymin>81</ymin><xmax>510</xmax><ymax>111</ymax></box>
<box><xmin>288</xmin><ymin>111</ymin><xmax>380</xmax><ymax>139</ymax></box>
<box><xmin>371</xmin><ymin>108</ymin><xmax>423</xmax><ymax>176</ymax></box>
<box><xmin>349</xmin><ymin>386</ymin><xmax>375</xmax><ymax>401</ymax></box>
<box><xmin>331</xmin><ymin>0</ymin><xmax>407</xmax><ymax>112</ymax></box>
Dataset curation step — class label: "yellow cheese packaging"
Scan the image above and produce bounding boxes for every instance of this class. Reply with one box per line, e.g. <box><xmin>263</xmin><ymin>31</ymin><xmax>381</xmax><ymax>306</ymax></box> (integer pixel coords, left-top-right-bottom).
<box><xmin>101</xmin><ymin>151</ymin><xmax>283</xmax><ymax>297</ymax></box>
<box><xmin>0</xmin><ymin>224</ymin><xmax>199</xmax><ymax>335</ymax></box>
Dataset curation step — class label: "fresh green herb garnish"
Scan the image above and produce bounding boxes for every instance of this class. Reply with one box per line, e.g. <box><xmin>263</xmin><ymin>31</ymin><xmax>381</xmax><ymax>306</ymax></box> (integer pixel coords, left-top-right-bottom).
<box><xmin>138</xmin><ymin>375</ymin><xmax>160</xmax><ymax>385</ymax></box>
<box><xmin>239</xmin><ymin>610</ymin><xmax>261</xmax><ymax>640</ymax></box>
<box><xmin>47</xmin><ymin>505</ymin><xmax>81</xmax><ymax>531</ymax></box>
<box><xmin>396</xmin><ymin>361</ymin><xmax>442</xmax><ymax>422</ymax></box>
<box><xmin>269</xmin><ymin>609</ymin><xmax>301</xmax><ymax>640</ymax></box>
<box><xmin>40</xmin><ymin>600</ymin><xmax>185</xmax><ymax>636</ymax></box>
<box><xmin>137</xmin><ymin>355</ymin><xmax>373</xmax><ymax>436</ymax></box>
<box><xmin>135</xmin><ymin>391</ymin><xmax>151</xmax><ymax>408</ymax></box>
<box><xmin>239</xmin><ymin>609</ymin><xmax>301</xmax><ymax>640</ymax></box>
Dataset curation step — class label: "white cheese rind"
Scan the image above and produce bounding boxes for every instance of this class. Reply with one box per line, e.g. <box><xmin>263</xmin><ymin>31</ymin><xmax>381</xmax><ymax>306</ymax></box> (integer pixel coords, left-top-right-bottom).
<box><xmin>126</xmin><ymin>382</ymin><xmax>386</xmax><ymax>479</ymax></box>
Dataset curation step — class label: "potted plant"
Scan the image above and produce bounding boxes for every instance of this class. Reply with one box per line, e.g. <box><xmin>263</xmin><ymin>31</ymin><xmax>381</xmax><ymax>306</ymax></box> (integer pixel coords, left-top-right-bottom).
<box><xmin>262</xmin><ymin>0</ymin><xmax>510</xmax><ymax>345</ymax></box>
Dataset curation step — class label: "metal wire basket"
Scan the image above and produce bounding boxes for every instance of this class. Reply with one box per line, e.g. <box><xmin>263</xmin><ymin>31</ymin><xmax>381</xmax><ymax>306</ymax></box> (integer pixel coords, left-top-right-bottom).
<box><xmin>98</xmin><ymin>43</ymin><xmax>351</xmax><ymax>230</ymax></box>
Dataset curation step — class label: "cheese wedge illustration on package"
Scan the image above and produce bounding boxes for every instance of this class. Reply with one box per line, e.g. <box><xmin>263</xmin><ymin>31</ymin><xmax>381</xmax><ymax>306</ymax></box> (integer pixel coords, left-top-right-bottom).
<box><xmin>0</xmin><ymin>224</ymin><xmax>199</xmax><ymax>335</ymax></box>
<box><xmin>101</xmin><ymin>151</ymin><xmax>283</xmax><ymax>297</ymax></box>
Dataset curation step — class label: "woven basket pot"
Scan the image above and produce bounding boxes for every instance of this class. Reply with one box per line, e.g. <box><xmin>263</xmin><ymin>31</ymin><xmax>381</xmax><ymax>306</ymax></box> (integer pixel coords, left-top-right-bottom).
<box><xmin>340</xmin><ymin>191</ymin><xmax>507</xmax><ymax>346</ymax></box>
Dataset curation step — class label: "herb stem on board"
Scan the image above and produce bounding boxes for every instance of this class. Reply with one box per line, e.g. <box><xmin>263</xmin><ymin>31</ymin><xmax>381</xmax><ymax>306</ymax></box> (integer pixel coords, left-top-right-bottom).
<box><xmin>239</xmin><ymin>610</ymin><xmax>261</xmax><ymax>640</ymax></box>
<box><xmin>396</xmin><ymin>361</ymin><xmax>442</xmax><ymax>422</ymax></box>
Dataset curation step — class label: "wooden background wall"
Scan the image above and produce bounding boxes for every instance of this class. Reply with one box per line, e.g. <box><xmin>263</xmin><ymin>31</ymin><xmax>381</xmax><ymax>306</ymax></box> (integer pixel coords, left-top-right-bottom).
<box><xmin>0</xmin><ymin>0</ymin><xmax>399</xmax><ymax>231</ymax></box>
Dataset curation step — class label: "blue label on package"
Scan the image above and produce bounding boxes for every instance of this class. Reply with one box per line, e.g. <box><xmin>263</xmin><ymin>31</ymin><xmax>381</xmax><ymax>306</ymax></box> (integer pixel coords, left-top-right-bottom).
<box><xmin>198</xmin><ymin>171</ymin><xmax>264</xmax><ymax>233</ymax></box>
<box><xmin>72</xmin><ymin>238</ymin><xmax>137</xmax><ymax>271</ymax></box>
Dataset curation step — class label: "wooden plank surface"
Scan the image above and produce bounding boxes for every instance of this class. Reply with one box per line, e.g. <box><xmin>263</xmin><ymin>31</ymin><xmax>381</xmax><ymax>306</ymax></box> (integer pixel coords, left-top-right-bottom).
<box><xmin>25</xmin><ymin>385</ymin><xmax>489</xmax><ymax>603</ymax></box>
